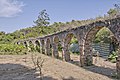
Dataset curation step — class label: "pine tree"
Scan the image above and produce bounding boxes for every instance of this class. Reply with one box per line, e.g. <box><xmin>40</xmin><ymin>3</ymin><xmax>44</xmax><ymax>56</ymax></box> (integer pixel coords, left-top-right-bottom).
<box><xmin>34</xmin><ymin>9</ymin><xmax>50</xmax><ymax>27</ymax></box>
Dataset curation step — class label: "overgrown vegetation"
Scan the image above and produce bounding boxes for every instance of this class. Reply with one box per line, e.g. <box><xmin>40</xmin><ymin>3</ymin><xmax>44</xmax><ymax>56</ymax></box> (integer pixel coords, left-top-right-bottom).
<box><xmin>0</xmin><ymin>7</ymin><xmax>119</xmax><ymax>57</ymax></box>
<box><xmin>0</xmin><ymin>44</ymin><xmax>27</xmax><ymax>55</ymax></box>
<box><xmin>108</xmin><ymin>51</ymin><xmax>118</xmax><ymax>63</ymax></box>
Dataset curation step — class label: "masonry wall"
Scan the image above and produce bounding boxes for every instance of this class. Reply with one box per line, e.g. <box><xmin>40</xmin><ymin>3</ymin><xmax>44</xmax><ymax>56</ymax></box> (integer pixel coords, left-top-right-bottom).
<box><xmin>92</xmin><ymin>43</ymin><xmax>110</xmax><ymax>57</ymax></box>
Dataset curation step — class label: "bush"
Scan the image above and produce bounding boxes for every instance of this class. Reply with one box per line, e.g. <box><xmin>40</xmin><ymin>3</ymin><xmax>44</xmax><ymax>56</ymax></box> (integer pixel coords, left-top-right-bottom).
<box><xmin>0</xmin><ymin>44</ymin><xmax>27</xmax><ymax>55</ymax></box>
<box><xmin>108</xmin><ymin>51</ymin><xmax>118</xmax><ymax>63</ymax></box>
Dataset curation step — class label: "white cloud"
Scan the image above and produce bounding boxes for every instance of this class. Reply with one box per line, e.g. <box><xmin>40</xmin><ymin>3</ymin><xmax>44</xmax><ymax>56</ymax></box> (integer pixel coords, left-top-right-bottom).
<box><xmin>0</xmin><ymin>0</ymin><xmax>24</xmax><ymax>17</ymax></box>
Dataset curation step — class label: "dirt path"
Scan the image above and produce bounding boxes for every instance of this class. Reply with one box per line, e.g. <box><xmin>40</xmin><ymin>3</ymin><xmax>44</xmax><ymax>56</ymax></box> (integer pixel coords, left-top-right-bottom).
<box><xmin>0</xmin><ymin>53</ymin><xmax>118</xmax><ymax>80</ymax></box>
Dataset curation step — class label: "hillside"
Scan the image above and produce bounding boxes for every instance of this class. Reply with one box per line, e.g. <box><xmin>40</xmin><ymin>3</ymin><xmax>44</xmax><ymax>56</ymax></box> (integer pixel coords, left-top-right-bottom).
<box><xmin>0</xmin><ymin>15</ymin><xmax>110</xmax><ymax>44</ymax></box>
<box><xmin>0</xmin><ymin>14</ymin><xmax>116</xmax><ymax>56</ymax></box>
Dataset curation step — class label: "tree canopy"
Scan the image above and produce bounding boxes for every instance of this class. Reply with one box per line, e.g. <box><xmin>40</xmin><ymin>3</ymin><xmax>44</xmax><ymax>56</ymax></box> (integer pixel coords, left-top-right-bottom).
<box><xmin>34</xmin><ymin>9</ymin><xmax>50</xmax><ymax>27</ymax></box>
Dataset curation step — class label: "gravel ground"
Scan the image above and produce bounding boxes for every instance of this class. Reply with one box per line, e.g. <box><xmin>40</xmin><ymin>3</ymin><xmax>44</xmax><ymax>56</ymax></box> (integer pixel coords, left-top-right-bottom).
<box><xmin>0</xmin><ymin>53</ymin><xmax>118</xmax><ymax>80</ymax></box>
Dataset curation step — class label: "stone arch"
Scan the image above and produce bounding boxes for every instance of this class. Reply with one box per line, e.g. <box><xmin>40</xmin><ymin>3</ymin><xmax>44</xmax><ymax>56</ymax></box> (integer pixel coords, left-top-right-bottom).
<box><xmin>54</xmin><ymin>36</ymin><xmax>59</xmax><ymax>43</ymax></box>
<box><xmin>84</xmin><ymin>21</ymin><xmax>120</xmax><ymax>77</ymax></box>
<box><xmin>63</xmin><ymin>32</ymin><xmax>78</xmax><ymax>61</ymax></box>
<box><xmin>16</xmin><ymin>42</ymin><xmax>20</xmax><ymax>45</ymax></box>
<box><xmin>53</xmin><ymin>35</ymin><xmax>60</xmax><ymax>58</ymax></box>
<box><xmin>65</xmin><ymin>32</ymin><xmax>77</xmax><ymax>44</ymax></box>
<box><xmin>108</xmin><ymin>20</ymin><xmax>120</xmax><ymax>41</ymax></box>
<box><xmin>45</xmin><ymin>38</ymin><xmax>51</xmax><ymax>55</ymax></box>
<box><xmin>23</xmin><ymin>41</ymin><xmax>28</xmax><ymax>48</ymax></box>
<box><xmin>35</xmin><ymin>40</ymin><xmax>40</xmax><ymax>52</ymax></box>
<box><xmin>28</xmin><ymin>40</ymin><xmax>35</xmax><ymax>51</ymax></box>
<box><xmin>107</xmin><ymin>19</ymin><xmax>120</xmax><ymax>77</ymax></box>
<box><xmin>16</xmin><ymin>41</ymin><xmax>24</xmax><ymax>46</ymax></box>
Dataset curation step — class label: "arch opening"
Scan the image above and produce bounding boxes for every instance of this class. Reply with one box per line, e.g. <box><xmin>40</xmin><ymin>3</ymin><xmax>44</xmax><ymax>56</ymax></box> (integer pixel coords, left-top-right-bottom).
<box><xmin>28</xmin><ymin>41</ymin><xmax>35</xmax><ymax>52</ymax></box>
<box><xmin>84</xmin><ymin>26</ymin><xmax>119</xmax><ymax>78</ymax></box>
<box><xmin>41</xmin><ymin>40</ymin><xmax>45</xmax><ymax>54</ymax></box>
<box><xmin>23</xmin><ymin>41</ymin><xmax>28</xmax><ymax>48</ymax></box>
<box><xmin>35</xmin><ymin>40</ymin><xmax>40</xmax><ymax>52</ymax></box>
<box><xmin>53</xmin><ymin>36</ymin><xmax>60</xmax><ymax>58</ymax></box>
<box><xmin>64</xmin><ymin>33</ymin><xmax>79</xmax><ymax>62</ymax></box>
<box><xmin>45</xmin><ymin>38</ymin><xmax>52</xmax><ymax>55</ymax></box>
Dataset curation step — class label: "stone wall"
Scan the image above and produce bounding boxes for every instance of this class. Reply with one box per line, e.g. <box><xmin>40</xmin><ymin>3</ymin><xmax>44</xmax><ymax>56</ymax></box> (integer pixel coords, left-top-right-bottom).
<box><xmin>92</xmin><ymin>43</ymin><xmax>110</xmax><ymax>58</ymax></box>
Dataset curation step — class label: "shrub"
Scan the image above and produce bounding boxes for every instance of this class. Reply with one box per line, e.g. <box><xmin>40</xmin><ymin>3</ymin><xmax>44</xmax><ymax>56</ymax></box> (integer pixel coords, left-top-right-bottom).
<box><xmin>0</xmin><ymin>44</ymin><xmax>27</xmax><ymax>55</ymax></box>
<box><xmin>108</xmin><ymin>51</ymin><xmax>118</xmax><ymax>63</ymax></box>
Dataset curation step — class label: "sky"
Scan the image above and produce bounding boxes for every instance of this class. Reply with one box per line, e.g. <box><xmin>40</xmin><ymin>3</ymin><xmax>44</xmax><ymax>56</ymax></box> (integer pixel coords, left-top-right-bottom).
<box><xmin>0</xmin><ymin>0</ymin><xmax>119</xmax><ymax>33</ymax></box>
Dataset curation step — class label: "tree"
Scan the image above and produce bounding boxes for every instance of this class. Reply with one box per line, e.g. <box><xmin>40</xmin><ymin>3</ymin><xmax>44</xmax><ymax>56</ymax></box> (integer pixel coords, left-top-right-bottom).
<box><xmin>107</xmin><ymin>4</ymin><xmax>120</xmax><ymax>16</ymax></box>
<box><xmin>0</xmin><ymin>31</ymin><xmax>5</xmax><ymax>35</ymax></box>
<box><xmin>107</xmin><ymin>8</ymin><xmax>117</xmax><ymax>16</ymax></box>
<box><xmin>114</xmin><ymin>4</ymin><xmax>120</xmax><ymax>15</ymax></box>
<box><xmin>34</xmin><ymin>9</ymin><xmax>50</xmax><ymax>27</ymax></box>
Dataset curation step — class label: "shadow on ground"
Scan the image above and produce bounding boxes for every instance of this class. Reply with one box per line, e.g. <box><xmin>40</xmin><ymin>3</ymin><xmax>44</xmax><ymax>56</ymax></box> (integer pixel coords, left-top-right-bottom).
<box><xmin>69</xmin><ymin>60</ymin><xmax>118</xmax><ymax>79</ymax></box>
<box><xmin>0</xmin><ymin>63</ymin><xmax>59</xmax><ymax>80</ymax></box>
<box><xmin>62</xmin><ymin>76</ymin><xmax>79</xmax><ymax>80</ymax></box>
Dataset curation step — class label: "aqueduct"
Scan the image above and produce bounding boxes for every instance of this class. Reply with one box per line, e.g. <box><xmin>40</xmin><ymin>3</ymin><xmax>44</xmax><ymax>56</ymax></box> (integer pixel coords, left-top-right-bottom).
<box><xmin>17</xmin><ymin>16</ymin><xmax>120</xmax><ymax>77</ymax></box>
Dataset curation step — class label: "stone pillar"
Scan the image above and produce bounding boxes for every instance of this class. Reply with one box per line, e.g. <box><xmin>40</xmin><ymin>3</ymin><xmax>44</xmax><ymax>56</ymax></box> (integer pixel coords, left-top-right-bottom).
<box><xmin>26</xmin><ymin>42</ymin><xmax>31</xmax><ymax>52</ymax></box>
<box><xmin>54</xmin><ymin>44</ymin><xmax>59</xmax><ymax>58</ymax></box>
<box><xmin>38</xmin><ymin>40</ymin><xmax>41</xmax><ymax>53</ymax></box>
<box><xmin>23</xmin><ymin>42</ymin><xmax>27</xmax><ymax>48</ymax></box>
<box><xmin>84</xmin><ymin>41</ymin><xmax>93</xmax><ymax>66</ymax></box>
<box><xmin>78</xmin><ymin>40</ymin><xmax>85</xmax><ymax>67</ymax></box>
<box><xmin>61</xmin><ymin>41</ymin><xmax>70</xmax><ymax>61</ymax></box>
<box><xmin>33</xmin><ymin>41</ymin><xmax>37</xmax><ymax>51</ymax></box>
<box><xmin>45</xmin><ymin>41</ymin><xmax>51</xmax><ymax>55</ymax></box>
<box><xmin>51</xmin><ymin>42</ymin><xmax>58</xmax><ymax>58</ymax></box>
<box><xmin>41</xmin><ymin>40</ymin><xmax>45</xmax><ymax>54</ymax></box>
<box><xmin>116</xmin><ymin>45</ymin><xmax>120</xmax><ymax>79</ymax></box>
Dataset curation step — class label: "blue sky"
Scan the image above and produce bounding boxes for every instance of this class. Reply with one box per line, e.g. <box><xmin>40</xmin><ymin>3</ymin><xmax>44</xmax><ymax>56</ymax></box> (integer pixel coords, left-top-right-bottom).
<box><xmin>0</xmin><ymin>0</ymin><xmax>119</xmax><ymax>33</ymax></box>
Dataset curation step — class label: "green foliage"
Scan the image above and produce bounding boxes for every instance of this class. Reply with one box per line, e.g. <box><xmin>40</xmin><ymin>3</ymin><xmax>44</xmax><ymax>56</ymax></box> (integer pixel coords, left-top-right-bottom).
<box><xmin>0</xmin><ymin>34</ymin><xmax>15</xmax><ymax>44</ymax></box>
<box><xmin>0</xmin><ymin>8</ymin><xmax>118</xmax><ymax>55</ymax></box>
<box><xmin>34</xmin><ymin>9</ymin><xmax>50</xmax><ymax>27</ymax></box>
<box><xmin>70</xmin><ymin>37</ymin><xmax>78</xmax><ymax>44</ymax></box>
<box><xmin>0</xmin><ymin>31</ymin><xmax>5</xmax><ymax>35</ymax></box>
<box><xmin>94</xmin><ymin>27</ymin><xmax>111</xmax><ymax>43</ymax></box>
<box><xmin>108</xmin><ymin>51</ymin><xmax>118</xmax><ymax>63</ymax></box>
<box><xmin>0</xmin><ymin>44</ymin><xmax>27</xmax><ymax>55</ymax></box>
<box><xmin>58</xmin><ymin>44</ymin><xmax>62</xmax><ymax>51</ymax></box>
<box><xmin>107</xmin><ymin>8</ymin><xmax>118</xmax><ymax>16</ymax></box>
<box><xmin>36</xmin><ymin>45</ymin><xmax>40</xmax><ymax>52</ymax></box>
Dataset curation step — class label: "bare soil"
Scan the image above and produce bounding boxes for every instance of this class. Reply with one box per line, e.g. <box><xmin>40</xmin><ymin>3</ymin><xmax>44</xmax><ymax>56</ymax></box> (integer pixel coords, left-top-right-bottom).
<box><xmin>0</xmin><ymin>52</ymin><xmax>118</xmax><ymax>80</ymax></box>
